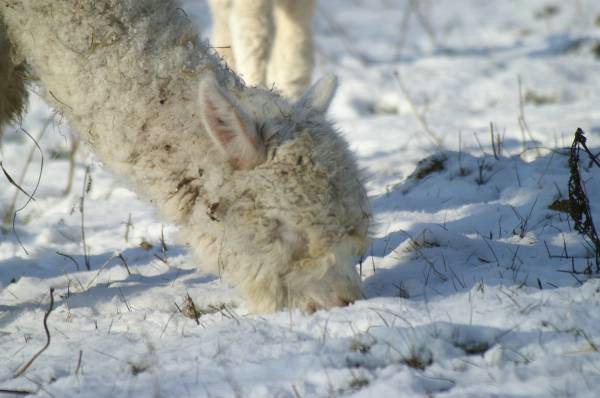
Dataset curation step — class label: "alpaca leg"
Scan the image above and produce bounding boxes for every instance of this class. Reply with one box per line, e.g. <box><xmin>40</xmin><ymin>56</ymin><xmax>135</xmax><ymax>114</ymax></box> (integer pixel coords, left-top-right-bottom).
<box><xmin>268</xmin><ymin>0</ymin><xmax>316</xmax><ymax>98</ymax></box>
<box><xmin>229</xmin><ymin>0</ymin><xmax>273</xmax><ymax>87</ymax></box>
<box><xmin>0</xmin><ymin>17</ymin><xmax>27</xmax><ymax>136</ymax></box>
<box><xmin>207</xmin><ymin>0</ymin><xmax>236</xmax><ymax>69</ymax></box>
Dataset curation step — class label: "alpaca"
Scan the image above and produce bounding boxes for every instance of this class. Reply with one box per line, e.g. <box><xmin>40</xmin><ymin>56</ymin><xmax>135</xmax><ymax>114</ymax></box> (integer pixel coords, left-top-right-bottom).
<box><xmin>208</xmin><ymin>0</ymin><xmax>315</xmax><ymax>99</ymax></box>
<box><xmin>0</xmin><ymin>0</ymin><xmax>370</xmax><ymax>313</ymax></box>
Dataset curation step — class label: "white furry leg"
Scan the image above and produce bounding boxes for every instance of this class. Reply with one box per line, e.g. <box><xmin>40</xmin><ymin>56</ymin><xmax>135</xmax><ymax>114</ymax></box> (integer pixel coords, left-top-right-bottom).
<box><xmin>0</xmin><ymin>17</ymin><xmax>27</xmax><ymax>135</ymax></box>
<box><xmin>268</xmin><ymin>0</ymin><xmax>315</xmax><ymax>99</ymax></box>
<box><xmin>207</xmin><ymin>0</ymin><xmax>236</xmax><ymax>69</ymax></box>
<box><xmin>230</xmin><ymin>0</ymin><xmax>273</xmax><ymax>87</ymax></box>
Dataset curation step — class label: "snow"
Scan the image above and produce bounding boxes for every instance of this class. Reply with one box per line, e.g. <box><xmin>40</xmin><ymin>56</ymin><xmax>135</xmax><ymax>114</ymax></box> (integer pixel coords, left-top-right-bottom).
<box><xmin>2</xmin><ymin>0</ymin><xmax>600</xmax><ymax>396</ymax></box>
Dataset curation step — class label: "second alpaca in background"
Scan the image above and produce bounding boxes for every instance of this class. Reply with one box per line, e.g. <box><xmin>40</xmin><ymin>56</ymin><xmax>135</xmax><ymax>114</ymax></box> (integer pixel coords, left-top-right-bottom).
<box><xmin>208</xmin><ymin>0</ymin><xmax>315</xmax><ymax>99</ymax></box>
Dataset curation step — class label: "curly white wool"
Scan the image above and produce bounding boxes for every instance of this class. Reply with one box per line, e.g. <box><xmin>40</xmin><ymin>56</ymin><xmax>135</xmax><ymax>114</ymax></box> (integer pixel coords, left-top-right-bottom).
<box><xmin>0</xmin><ymin>0</ymin><xmax>369</xmax><ymax>313</ymax></box>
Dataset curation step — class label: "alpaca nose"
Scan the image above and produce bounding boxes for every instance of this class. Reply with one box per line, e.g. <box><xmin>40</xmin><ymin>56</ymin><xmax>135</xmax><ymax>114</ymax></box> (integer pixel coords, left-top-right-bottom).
<box><xmin>338</xmin><ymin>297</ymin><xmax>353</xmax><ymax>306</ymax></box>
<box><xmin>305</xmin><ymin>292</ymin><xmax>363</xmax><ymax>313</ymax></box>
<box><xmin>339</xmin><ymin>292</ymin><xmax>363</xmax><ymax>306</ymax></box>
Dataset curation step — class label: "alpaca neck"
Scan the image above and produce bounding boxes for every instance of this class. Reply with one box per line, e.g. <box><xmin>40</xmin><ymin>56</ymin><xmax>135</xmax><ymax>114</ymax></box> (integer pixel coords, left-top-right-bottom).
<box><xmin>2</xmin><ymin>0</ymin><xmax>239</xmax><ymax>222</ymax></box>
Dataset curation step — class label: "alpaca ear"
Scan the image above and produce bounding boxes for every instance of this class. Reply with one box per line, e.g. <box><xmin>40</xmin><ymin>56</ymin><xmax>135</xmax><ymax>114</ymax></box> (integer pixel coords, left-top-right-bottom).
<box><xmin>198</xmin><ymin>76</ymin><xmax>266</xmax><ymax>169</ymax></box>
<box><xmin>297</xmin><ymin>74</ymin><xmax>338</xmax><ymax>113</ymax></box>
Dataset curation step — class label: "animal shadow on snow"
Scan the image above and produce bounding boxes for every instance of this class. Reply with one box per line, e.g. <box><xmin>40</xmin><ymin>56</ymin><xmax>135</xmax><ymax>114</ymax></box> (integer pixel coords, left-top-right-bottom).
<box><xmin>0</xmin><ymin>243</ymin><xmax>215</xmax><ymax>324</ymax></box>
<box><xmin>361</xmin><ymin>148</ymin><xmax>599</xmax><ymax>301</ymax></box>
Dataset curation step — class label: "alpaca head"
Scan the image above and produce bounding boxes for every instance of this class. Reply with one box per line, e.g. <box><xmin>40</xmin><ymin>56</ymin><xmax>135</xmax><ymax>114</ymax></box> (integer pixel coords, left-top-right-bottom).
<box><xmin>198</xmin><ymin>74</ymin><xmax>370</xmax><ymax>313</ymax></box>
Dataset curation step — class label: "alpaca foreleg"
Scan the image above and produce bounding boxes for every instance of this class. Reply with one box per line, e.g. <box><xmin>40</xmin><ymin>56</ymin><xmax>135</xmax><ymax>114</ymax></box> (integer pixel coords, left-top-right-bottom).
<box><xmin>230</xmin><ymin>0</ymin><xmax>273</xmax><ymax>88</ymax></box>
<box><xmin>207</xmin><ymin>0</ymin><xmax>236</xmax><ymax>69</ymax></box>
<box><xmin>268</xmin><ymin>0</ymin><xmax>315</xmax><ymax>98</ymax></box>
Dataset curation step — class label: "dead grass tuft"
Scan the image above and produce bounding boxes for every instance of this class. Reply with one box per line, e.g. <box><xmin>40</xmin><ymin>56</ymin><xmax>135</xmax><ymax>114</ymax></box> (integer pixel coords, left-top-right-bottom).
<box><xmin>409</xmin><ymin>154</ymin><xmax>447</xmax><ymax>181</ymax></box>
<box><xmin>401</xmin><ymin>347</ymin><xmax>433</xmax><ymax>370</ymax></box>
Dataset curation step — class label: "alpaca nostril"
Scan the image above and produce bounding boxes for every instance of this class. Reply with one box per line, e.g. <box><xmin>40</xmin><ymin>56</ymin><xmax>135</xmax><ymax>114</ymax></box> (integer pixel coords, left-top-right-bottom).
<box><xmin>306</xmin><ymin>300</ymin><xmax>319</xmax><ymax>314</ymax></box>
<box><xmin>339</xmin><ymin>297</ymin><xmax>353</xmax><ymax>306</ymax></box>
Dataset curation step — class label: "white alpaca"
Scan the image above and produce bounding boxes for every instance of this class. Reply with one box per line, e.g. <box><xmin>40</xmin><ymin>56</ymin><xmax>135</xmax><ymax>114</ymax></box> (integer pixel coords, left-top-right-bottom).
<box><xmin>0</xmin><ymin>0</ymin><xmax>369</xmax><ymax>313</ymax></box>
<box><xmin>208</xmin><ymin>0</ymin><xmax>315</xmax><ymax>99</ymax></box>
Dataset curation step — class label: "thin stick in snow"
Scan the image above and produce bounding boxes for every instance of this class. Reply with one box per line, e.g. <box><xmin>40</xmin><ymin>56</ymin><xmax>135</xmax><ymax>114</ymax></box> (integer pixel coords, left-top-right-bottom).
<box><xmin>517</xmin><ymin>77</ymin><xmax>540</xmax><ymax>156</ymax></box>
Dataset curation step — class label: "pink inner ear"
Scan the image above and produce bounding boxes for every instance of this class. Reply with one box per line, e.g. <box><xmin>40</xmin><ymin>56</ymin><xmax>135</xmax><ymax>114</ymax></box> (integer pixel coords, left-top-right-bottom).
<box><xmin>204</xmin><ymin>99</ymin><xmax>236</xmax><ymax>146</ymax></box>
<box><xmin>199</xmin><ymin>77</ymin><xmax>266</xmax><ymax>169</ymax></box>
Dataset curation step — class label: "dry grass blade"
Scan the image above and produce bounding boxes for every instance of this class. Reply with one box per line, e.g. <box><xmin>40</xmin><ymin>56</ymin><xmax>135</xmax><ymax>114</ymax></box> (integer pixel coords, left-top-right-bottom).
<box><xmin>175</xmin><ymin>294</ymin><xmax>201</xmax><ymax>325</ymax></box>
<box><xmin>517</xmin><ymin>77</ymin><xmax>540</xmax><ymax>156</ymax></box>
<box><xmin>117</xmin><ymin>253</ymin><xmax>132</xmax><ymax>275</ymax></box>
<box><xmin>394</xmin><ymin>72</ymin><xmax>444</xmax><ymax>149</ymax></box>
<box><xmin>56</xmin><ymin>251</ymin><xmax>81</xmax><ymax>271</ymax></box>
<box><xmin>393</xmin><ymin>1</ymin><xmax>413</xmax><ymax>60</ymax></box>
<box><xmin>398</xmin><ymin>229</ymin><xmax>448</xmax><ymax>282</ymax></box>
<box><xmin>0</xmin><ymin>161</ymin><xmax>35</xmax><ymax>201</ymax></box>
<box><xmin>408</xmin><ymin>0</ymin><xmax>439</xmax><ymax>49</ymax></box>
<box><xmin>13</xmin><ymin>288</ymin><xmax>55</xmax><ymax>378</ymax></box>
<box><xmin>2</xmin><ymin>116</ymin><xmax>52</xmax><ymax>227</ymax></box>
<box><xmin>9</xmin><ymin>127</ymin><xmax>46</xmax><ymax>255</ymax></box>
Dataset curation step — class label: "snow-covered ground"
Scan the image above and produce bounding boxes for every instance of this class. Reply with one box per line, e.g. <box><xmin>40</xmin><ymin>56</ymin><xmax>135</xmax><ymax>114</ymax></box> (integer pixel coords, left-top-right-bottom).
<box><xmin>2</xmin><ymin>1</ymin><xmax>600</xmax><ymax>396</ymax></box>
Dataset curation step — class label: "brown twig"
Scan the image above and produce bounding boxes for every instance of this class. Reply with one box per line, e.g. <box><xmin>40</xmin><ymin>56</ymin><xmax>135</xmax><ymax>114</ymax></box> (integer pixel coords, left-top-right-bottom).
<box><xmin>13</xmin><ymin>288</ymin><xmax>55</xmax><ymax>378</ymax></box>
<box><xmin>574</xmin><ymin>129</ymin><xmax>600</xmax><ymax>169</ymax></box>
<box><xmin>568</xmin><ymin>128</ymin><xmax>600</xmax><ymax>269</ymax></box>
